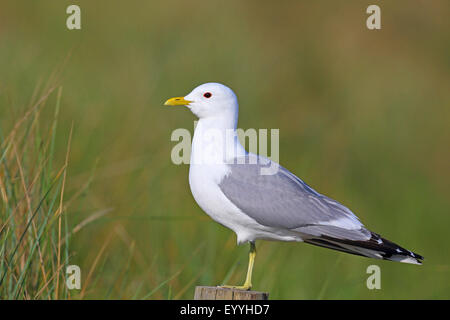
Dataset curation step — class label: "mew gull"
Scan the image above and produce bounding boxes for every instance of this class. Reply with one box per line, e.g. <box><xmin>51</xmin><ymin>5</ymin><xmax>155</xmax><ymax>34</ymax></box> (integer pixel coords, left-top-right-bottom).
<box><xmin>164</xmin><ymin>82</ymin><xmax>423</xmax><ymax>290</ymax></box>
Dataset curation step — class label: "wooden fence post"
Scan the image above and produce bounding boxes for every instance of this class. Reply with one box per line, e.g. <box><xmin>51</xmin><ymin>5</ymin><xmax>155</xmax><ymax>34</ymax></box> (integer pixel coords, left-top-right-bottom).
<box><xmin>194</xmin><ymin>286</ymin><xmax>269</xmax><ymax>300</ymax></box>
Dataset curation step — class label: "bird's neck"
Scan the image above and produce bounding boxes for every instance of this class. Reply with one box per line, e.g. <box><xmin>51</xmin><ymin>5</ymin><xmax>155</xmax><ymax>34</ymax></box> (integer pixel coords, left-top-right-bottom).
<box><xmin>191</xmin><ymin>114</ymin><xmax>246</xmax><ymax>165</ymax></box>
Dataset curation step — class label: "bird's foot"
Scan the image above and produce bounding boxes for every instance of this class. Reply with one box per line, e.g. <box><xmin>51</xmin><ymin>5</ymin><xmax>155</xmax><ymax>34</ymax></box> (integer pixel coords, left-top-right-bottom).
<box><xmin>218</xmin><ymin>284</ymin><xmax>252</xmax><ymax>291</ymax></box>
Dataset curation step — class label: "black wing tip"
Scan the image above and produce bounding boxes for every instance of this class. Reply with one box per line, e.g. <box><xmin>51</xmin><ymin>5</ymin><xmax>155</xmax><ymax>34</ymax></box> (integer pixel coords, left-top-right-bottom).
<box><xmin>384</xmin><ymin>253</ymin><xmax>424</xmax><ymax>265</ymax></box>
<box><xmin>370</xmin><ymin>233</ymin><xmax>424</xmax><ymax>264</ymax></box>
<box><xmin>308</xmin><ymin>231</ymin><xmax>424</xmax><ymax>265</ymax></box>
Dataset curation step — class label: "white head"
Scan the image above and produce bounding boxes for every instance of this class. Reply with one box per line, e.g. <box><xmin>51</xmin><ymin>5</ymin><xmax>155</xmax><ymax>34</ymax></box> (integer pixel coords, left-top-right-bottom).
<box><xmin>164</xmin><ymin>83</ymin><xmax>238</xmax><ymax>120</ymax></box>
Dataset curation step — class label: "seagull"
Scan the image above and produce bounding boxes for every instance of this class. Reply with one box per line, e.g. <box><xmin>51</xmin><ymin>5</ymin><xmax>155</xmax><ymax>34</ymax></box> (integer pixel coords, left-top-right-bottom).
<box><xmin>164</xmin><ymin>82</ymin><xmax>423</xmax><ymax>290</ymax></box>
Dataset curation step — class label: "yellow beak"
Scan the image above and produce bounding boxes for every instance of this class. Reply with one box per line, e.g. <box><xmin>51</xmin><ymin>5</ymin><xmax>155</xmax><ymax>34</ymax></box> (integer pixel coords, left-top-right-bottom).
<box><xmin>164</xmin><ymin>96</ymin><xmax>192</xmax><ymax>106</ymax></box>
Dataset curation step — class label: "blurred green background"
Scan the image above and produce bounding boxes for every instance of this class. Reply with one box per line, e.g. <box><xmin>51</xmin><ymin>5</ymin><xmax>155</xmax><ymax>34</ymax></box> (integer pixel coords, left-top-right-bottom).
<box><xmin>1</xmin><ymin>0</ymin><xmax>449</xmax><ymax>299</ymax></box>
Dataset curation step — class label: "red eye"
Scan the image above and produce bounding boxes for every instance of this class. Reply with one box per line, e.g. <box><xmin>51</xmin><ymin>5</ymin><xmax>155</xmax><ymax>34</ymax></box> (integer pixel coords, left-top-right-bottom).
<box><xmin>203</xmin><ymin>92</ymin><xmax>212</xmax><ymax>98</ymax></box>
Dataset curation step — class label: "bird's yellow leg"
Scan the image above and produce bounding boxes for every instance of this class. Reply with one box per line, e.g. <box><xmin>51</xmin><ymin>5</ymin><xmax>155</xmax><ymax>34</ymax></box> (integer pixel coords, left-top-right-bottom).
<box><xmin>220</xmin><ymin>242</ymin><xmax>256</xmax><ymax>291</ymax></box>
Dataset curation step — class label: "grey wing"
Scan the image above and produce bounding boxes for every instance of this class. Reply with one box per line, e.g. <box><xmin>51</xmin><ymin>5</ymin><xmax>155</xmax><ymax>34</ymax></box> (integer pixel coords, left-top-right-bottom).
<box><xmin>219</xmin><ymin>155</ymin><xmax>371</xmax><ymax>241</ymax></box>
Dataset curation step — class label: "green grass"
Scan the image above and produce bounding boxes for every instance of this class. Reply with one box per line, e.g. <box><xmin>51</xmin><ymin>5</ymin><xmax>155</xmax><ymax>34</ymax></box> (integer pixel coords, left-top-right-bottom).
<box><xmin>0</xmin><ymin>0</ymin><xmax>449</xmax><ymax>299</ymax></box>
<box><xmin>0</xmin><ymin>84</ymin><xmax>71</xmax><ymax>299</ymax></box>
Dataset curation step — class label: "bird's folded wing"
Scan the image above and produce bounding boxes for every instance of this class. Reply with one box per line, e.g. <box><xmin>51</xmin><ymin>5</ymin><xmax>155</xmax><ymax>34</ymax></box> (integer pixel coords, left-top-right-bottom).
<box><xmin>219</xmin><ymin>155</ymin><xmax>371</xmax><ymax>241</ymax></box>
